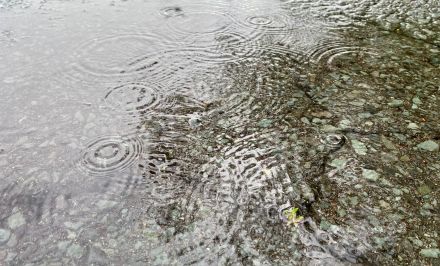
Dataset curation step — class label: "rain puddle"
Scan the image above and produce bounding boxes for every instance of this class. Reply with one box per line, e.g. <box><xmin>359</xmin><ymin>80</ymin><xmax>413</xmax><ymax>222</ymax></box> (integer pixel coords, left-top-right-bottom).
<box><xmin>1</xmin><ymin>0</ymin><xmax>439</xmax><ymax>265</ymax></box>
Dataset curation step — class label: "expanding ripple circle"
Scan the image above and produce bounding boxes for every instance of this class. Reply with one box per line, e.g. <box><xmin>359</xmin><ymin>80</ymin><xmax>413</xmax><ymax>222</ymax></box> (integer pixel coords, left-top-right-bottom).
<box><xmin>247</xmin><ymin>15</ymin><xmax>273</xmax><ymax>26</ymax></box>
<box><xmin>160</xmin><ymin>6</ymin><xmax>184</xmax><ymax>17</ymax></box>
<box><xmin>104</xmin><ymin>83</ymin><xmax>161</xmax><ymax>114</ymax></box>
<box><xmin>77</xmin><ymin>135</ymin><xmax>144</xmax><ymax>176</ymax></box>
<box><xmin>68</xmin><ymin>33</ymin><xmax>176</xmax><ymax>82</ymax></box>
<box><xmin>321</xmin><ymin>134</ymin><xmax>346</xmax><ymax>150</ymax></box>
<box><xmin>165</xmin><ymin>11</ymin><xmax>233</xmax><ymax>36</ymax></box>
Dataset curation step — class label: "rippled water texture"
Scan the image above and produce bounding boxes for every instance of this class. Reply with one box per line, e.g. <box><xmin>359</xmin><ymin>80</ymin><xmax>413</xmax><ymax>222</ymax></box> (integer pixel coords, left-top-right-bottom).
<box><xmin>1</xmin><ymin>0</ymin><xmax>439</xmax><ymax>265</ymax></box>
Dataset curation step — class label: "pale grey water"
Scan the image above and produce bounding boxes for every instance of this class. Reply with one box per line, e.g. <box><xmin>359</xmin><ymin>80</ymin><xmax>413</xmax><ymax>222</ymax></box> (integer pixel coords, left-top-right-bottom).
<box><xmin>0</xmin><ymin>0</ymin><xmax>439</xmax><ymax>265</ymax></box>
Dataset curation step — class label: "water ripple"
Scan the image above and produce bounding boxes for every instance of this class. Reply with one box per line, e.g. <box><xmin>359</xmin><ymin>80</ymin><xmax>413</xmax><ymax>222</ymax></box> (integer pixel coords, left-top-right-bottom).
<box><xmin>321</xmin><ymin>134</ymin><xmax>346</xmax><ymax>150</ymax></box>
<box><xmin>104</xmin><ymin>82</ymin><xmax>162</xmax><ymax>115</ymax></box>
<box><xmin>159</xmin><ymin>6</ymin><xmax>184</xmax><ymax>18</ymax></box>
<box><xmin>165</xmin><ymin>10</ymin><xmax>232</xmax><ymax>35</ymax></box>
<box><xmin>67</xmin><ymin>33</ymin><xmax>177</xmax><ymax>83</ymax></box>
<box><xmin>306</xmin><ymin>40</ymin><xmax>378</xmax><ymax>67</ymax></box>
<box><xmin>244</xmin><ymin>14</ymin><xmax>292</xmax><ymax>32</ymax></box>
<box><xmin>76</xmin><ymin>135</ymin><xmax>144</xmax><ymax>177</ymax></box>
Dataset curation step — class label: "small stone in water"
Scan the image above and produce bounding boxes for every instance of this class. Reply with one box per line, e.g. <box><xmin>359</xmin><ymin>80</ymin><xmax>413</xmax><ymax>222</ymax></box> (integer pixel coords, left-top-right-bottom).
<box><xmin>350</xmin><ymin>100</ymin><xmax>365</xmax><ymax>107</ymax></box>
<box><xmin>416</xmin><ymin>140</ymin><xmax>439</xmax><ymax>152</ymax></box>
<box><xmin>362</xmin><ymin>169</ymin><xmax>379</xmax><ymax>182</ymax></box>
<box><xmin>351</xmin><ymin>139</ymin><xmax>368</xmax><ymax>155</ymax></box>
<box><xmin>420</xmin><ymin>248</ymin><xmax>440</xmax><ymax>258</ymax></box>
<box><xmin>7</xmin><ymin>212</ymin><xmax>25</xmax><ymax>229</ymax></box>
<box><xmin>96</xmin><ymin>200</ymin><xmax>117</xmax><ymax>210</ymax></box>
<box><xmin>67</xmin><ymin>243</ymin><xmax>84</xmax><ymax>259</ymax></box>
<box><xmin>392</xmin><ymin>188</ymin><xmax>403</xmax><ymax>196</ymax></box>
<box><xmin>329</xmin><ymin>158</ymin><xmax>347</xmax><ymax>169</ymax></box>
<box><xmin>0</xmin><ymin>229</ymin><xmax>11</xmax><ymax>245</ymax></box>
<box><xmin>86</xmin><ymin>246</ymin><xmax>109</xmax><ymax>265</ymax></box>
<box><xmin>337</xmin><ymin>209</ymin><xmax>347</xmax><ymax>218</ymax></box>
<box><xmin>407</xmin><ymin>123</ymin><xmax>419</xmax><ymax>130</ymax></box>
<box><xmin>417</xmin><ymin>184</ymin><xmax>432</xmax><ymax>195</ymax></box>
<box><xmin>258</xmin><ymin>119</ymin><xmax>272</xmax><ymax>128</ymax></box>
<box><xmin>349</xmin><ymin>196</ymin><xmax>359</xmax><ymax>206</ymax></box>
<box><xmin>55</xmin><ymin>195</ymin><xmax>67</xmax><ymax>209</ymax></box>
<box><xmin>388</xmin><ymin>99</ymin><xmax>404</xmax><ymax>107</ymax></box>
<box><xmin>400</xmin><ymin>155</ymin><xmax>410</xmax><ymax>162</ymax></box>
<box><xmin>412</xmin><ymin>97</ymin><xmax>422</xmax><ymax>105</ymax></box>
<box><xmin>374</xmin><ymin>237</ymin><xmax>387</xmax><ymax>248</ymax></box>
<box><xmin>57</xmin><ymin>242</ymin><xmax>70</xmax><ymax>255</ymax></box>
<box><xmin>430</xmin><ymin>56</ymin><xmax>440</xmax><ymax>66</ymax></box>
<box><xmin>381</xmin><ymin>135</ymin><xmax>397</xmax><ymax>150</ymax></box>
<box><xmin>379</xmin><ymin>200</ymin><xmax>391</xmax><ymax>209</ymax></box>
<box><xmin>319</xmin><ymin>220</ymin><xmax>332</xmax><ymax>231</ymax></box>
<box><xmin>300</xmin><ymin>117</ymin><xmax>310</xmax><ymax>125</ymax></box>
<box><xmin>188</xmin><ymin>116</ymin><xmax>202</xmax><ymax>128</ymax></box>
<box><xmin>321</xmin><ymin>124</ymin><xmax>338</xmax><ymax>132</ymax></box>
<box><xmin>409</xmin><ymin>237</ymin><xmax>424</xmax><ymax>247</ymax></box>
<box><xmin>311</xmin><ymin>111</ymin><xmax>333</xmax><ymax>118</ymax></box>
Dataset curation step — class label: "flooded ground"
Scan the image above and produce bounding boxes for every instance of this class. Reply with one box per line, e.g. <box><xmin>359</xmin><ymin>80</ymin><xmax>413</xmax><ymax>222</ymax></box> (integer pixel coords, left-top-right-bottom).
<box><xmin>0</xmin><ymin>0</ymin><xmax>439</xmax><ymax>265</ymax></box>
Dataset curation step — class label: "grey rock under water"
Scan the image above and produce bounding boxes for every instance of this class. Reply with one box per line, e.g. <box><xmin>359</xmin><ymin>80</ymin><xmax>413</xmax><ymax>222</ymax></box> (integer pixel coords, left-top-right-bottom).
<box><xmin>417</xmin><ymin>140</ymin><xmax>439</xmax><ymax>152</ymax></box>
<box><xmin>7</xmin><ymin>212</ymin><xmax>26</xmax><ymax>230</ymax></box>
<box><xmin>0</xmin><ymin>229</ymin><xmax>11</xmax><ymax>245</ymax></box>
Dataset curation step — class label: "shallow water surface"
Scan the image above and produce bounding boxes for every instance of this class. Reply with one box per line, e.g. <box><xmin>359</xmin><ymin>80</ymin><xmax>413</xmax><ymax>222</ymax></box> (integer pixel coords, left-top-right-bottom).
<box><xmin>0</xmin><ymin>0</ymin><xmax>439</xmax><ymax>265</ymax></box>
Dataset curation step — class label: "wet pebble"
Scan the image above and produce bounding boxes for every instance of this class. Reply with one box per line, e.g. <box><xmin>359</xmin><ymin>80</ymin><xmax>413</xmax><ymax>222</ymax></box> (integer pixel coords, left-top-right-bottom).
<box><xmin>374</xmin><ymin>237</ymin><xmax>387</xmax><ymax>248</ymax></box>
<box><xmin>319</xmin><ymin>220</ymin><xmax>332</xmax><ymax>231</ymax></box>
<box><xmin>350</xmin><ymin>100</ymin><xmax>365</xmax><ymax>107</ymax></box>
<box><xmin>337</xmin><ymin>208</ymin><xmax>347</xmax><ymax>217</ymax></box>
<box><xmin>379</xmin><ymin>200</ymin><xmax>390</xmax><ymax>209</ymax></box>
<box><xmin>329</xmin><ymin>158</ymin><xmax>347</xmax><ymax>169</ymax></box>
<box><xmin>64</xmin><ymin>221</ymin><xmax>83</xmax><ymax>231</ymax></box>
<box><xmin>57</xmin><ymin>241</ymin><xmax>71</xmax><ymax>252</ymax></box>
<box><xmin>412</xmin><ymin>97</ymin><xmax>422</xmax><ymax>105</ymax></box>
<box><xmin>388</xmin><ymin>99</ymin><xmax>404</xmax><ymax>107</ymax></box>
<box><xmin>301</xmin><ymin>117</ymin><xmax>310</xmax><ymax>125</ymax></box>
<box><xmin>96</xmin><ymin>200</ymin><xmax>117</xmax><ymax>210</ymax></box>
<box><xmin>55</xmin><ymin>195</ymin><xmax>67</xmax><ymax>209</ymax></box>
<box><xmin>86</xmin><ymin>246</ymin><xmax>109</xmax><ymax>265</ymax></box>
<box><xmin>188</xmin><ymin>115</ymin><xmax>202</xmax><ymax>128</ymax></box>
<box><xmin>392</xmin><ymin>188</ymin><xmax>403</xmax><ymax>196</ymax></box>
<box><xmin>416</xmin><ymin>140</ymin><xmax>439</xmax><ymax>152</ymax></box>
<box><xmin>67</xmin><ymin>243</ymin><xmax>84</xmax><ymax>259</ymax></box>
<box><xmin>362</xmin><ymin>169</ymin><xmax>379</xmax><ymax>182</ymax></box>
<box><xmin>134</xmin><ymin>241</ymin><xmax>143</xmax><ymax>250</ymax></box>
<box><xmin>400</xmin><ymin>155</ymin><xmax>411</xmax><ymax>162</ymax></box>
<box><xmin>151</xmin><ymin>248</ymin><xmax>170</xmax><ymax>265</ymax></box>
<box><xmin>311</xmin><ymin>111</ymin><xmax>333</xmax><ymax>118</ymax></box>
<box><xmin>321</xmin><ymin>124</ymin><xmax>338</xmax><ymax>133</ymax></box>
<box><xmin>349</xmin><ymin>196</ymin><xmax>359</xmax><ymax>206</ymax></box>
<box><xmin>409</xmin><ymin>237</ymin><xmax>424</xmax><ymax>247</ymax></box>
<box><xmin>381</xmin><ymin>135</ymin><xmax>397</xmax><ymax>150</ymax></box>
<box><xmin>258</xmin><ymin>119</ymin><xmax>272</xmax><ymax>128</ymax></box>
<box><xmin>6</xmin><ymin>232</ymin><xmax>17</xmax><ymax>247</ymax></box>
<box><xmin>351</xmin><ymin>139</ymin><xmax>368</xmax><ymax>155</ymax></box>
<box><xmin>407</xmin><ymin>123</ymin><xmax>419</xmax><ymax>130</ymax></box>
<box><xmin>420</xmin><ymin>248</ymin><xmax>440</xmax><ymax>258</ymax></box>
<box><xmin>7</xmin><ymin>212</ymin><xmax>26</xmax><ymax>229</ymax></box>
<box><xmin>417</xmin><ymin>184</ymin><xmax>432</xmax><ymax>196</ymax></box>
<box><xmin>0</xmin><ymin>229</ymin><xmax>11</xmax><ymax>245</ymax></box>
<box><xmin>0</xmin><ymin>250</ymin><xmax>6</xmax><ymax>261</ymax></box>
<box><xmin>430</xmin><ymin>57</ymin><xmax>440</xmax><ymax>66</ymax></box>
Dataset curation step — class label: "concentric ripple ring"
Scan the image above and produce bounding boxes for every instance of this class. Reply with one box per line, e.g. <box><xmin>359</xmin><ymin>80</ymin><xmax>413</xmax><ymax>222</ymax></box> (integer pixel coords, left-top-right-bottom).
<box><xmin>69</xmin><ymin>33</ymin><xmax>176</xmax><ymax>82</ymax></box>
<box><xmin>104</xmin><ymin>82</ymin><xmax>161</xmax><ymax>114</ymax></box>
<box><xmin>77</xmin><ymin>135</ymin><xmax>144</xmax><ymax>176</ymax></box>
<box><xmin>165</xmin><ymin>11</ymin><xmax>233</xmax><ymax>36</ymax></box>
<box><xmin>247</xmin><ymin>15</ymin><xmax>273</xmax><ymax>26</ymax></box>
<box><xmin>321</xmin><ymin>134</ymin><xmax>346</xmax><ymax>150</ymax></box>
